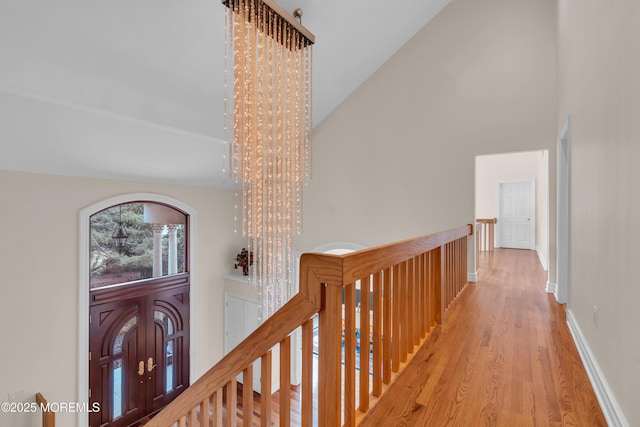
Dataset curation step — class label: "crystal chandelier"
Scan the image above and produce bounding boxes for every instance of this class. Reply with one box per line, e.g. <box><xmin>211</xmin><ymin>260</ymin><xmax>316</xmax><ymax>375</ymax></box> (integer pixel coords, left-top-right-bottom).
<box><xmin>223</xmin><ymin>0</ymin><xmax>314</xmax><ymax>319</ymax></box>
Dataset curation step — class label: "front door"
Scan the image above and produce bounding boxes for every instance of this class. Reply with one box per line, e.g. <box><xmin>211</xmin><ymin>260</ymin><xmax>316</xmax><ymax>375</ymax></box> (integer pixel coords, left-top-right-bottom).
<box><xmin>499</xmin><ymin>181</ymin><xmax>535</xmax><ymax>249</ymax></box>
<box><xmin>89</xmin><ymin>277</ymin><xmax>189</xmax><ymax>427</ymax></box>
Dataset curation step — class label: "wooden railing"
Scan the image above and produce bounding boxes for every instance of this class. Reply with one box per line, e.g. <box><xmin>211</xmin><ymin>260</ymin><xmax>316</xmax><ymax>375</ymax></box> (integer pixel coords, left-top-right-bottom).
<box><xmin>476</xmin><ymin>218</ymin><xmax>497</xmax><ymax>252</ymax></box>
<box><xmin>36</xmin><ymin>393</ymin><xmax>55</xmax><ymax>427</ymax></box>
<box><xmin>146</xmin><ymin>225</ymin><xmax>472</xmax><ymax>427</ymax></box>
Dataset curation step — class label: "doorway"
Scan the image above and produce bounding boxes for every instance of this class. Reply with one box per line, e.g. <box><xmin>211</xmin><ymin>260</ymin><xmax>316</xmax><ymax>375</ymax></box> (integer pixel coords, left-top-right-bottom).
<box><xmin>475</xmin><ymin>151</ymin><xmax>549</xmax><ymax>272</ymax></box>
<box><xmin>498</xmin><ymin>180</ymin><xmax>535</xmax><ymax>250</ymax></box>
<box><xmin>89</xmin><ymin>281</ymin><xmax>189</xmax><ymax>426</ymax></box>
<box><xmin>80</xmin><ymin>197</ymin><xmax>193</xmax><ymax>427</ymax></box>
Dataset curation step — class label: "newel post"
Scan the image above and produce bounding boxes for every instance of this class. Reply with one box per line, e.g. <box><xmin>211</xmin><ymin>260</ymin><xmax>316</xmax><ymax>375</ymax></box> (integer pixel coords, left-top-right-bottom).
<box><xmin>318</xmin><ymin>282</ymin><xmax>343</xmax><ymax>426</ymax></box>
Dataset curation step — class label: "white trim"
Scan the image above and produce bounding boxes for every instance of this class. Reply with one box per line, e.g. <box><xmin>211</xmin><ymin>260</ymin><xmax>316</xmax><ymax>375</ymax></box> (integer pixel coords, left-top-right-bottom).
<box><xmin>536</xmin><ymin>245</ymin><xmax>548</xmax><ymax>271</ymax></box>
<box><xmin>545</xmin><ymin>281</ymin><xmax>556</xmax><ymax>294</ymax></box>
<box><xmin>468</xmin><ymin>271</ymin><xmax>478</xmax><ymax>282</ymax></box>
<box><xmin>78</xmin><ymin>193</ymin><xmax>198</xmax><ymax>427</ymax></box>
<box><xmin>566</xmin><ymin>310</ymin><xmax>629</xmax><ymax>427</ymax></box>
<box><xmin>556</xmin><ymin>116</ymin><xmax>571</xmax><ymax>305</ymax></box>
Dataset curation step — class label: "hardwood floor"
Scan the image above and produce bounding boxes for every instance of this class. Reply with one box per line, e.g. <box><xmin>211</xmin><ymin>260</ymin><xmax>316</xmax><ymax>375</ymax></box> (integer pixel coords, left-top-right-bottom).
<box><xmin>360</xmin><ymin>249</ymin><xmax>607</xmax><ymax>427</ymax></box>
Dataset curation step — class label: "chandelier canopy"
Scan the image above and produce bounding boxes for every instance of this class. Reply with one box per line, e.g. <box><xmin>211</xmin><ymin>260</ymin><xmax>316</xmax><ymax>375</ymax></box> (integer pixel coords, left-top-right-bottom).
<box><xmin>223</xmin><ymin>0</ymin><xmax>315</xmax><ymax>319</ymax></box>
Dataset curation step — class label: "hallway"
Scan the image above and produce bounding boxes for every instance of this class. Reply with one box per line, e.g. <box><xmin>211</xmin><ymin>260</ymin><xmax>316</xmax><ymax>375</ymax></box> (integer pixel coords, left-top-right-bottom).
<box><xmin>361</xmin><ymin>249</ymin><xmax>606</xmax><ymax>426</ymax></box>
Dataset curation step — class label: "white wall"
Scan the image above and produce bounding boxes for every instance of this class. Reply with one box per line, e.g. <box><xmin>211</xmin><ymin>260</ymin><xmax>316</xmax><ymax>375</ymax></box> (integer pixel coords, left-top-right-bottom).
<box><xmin>0</xmin><ymin>170</ymin><xmax>243</xmax><ymax>427</ymax></box>
<box><xmin>558</xmin><ymin>1</ymin><xmax>640</xmax><ymax>424</ymax></box>
<box><xmin>298</xmin><ymin>0</ymin><xmax>558</xmax><ymax>285</ymax></box>
<box><xmin>475</xmin><ymin>150</ymin><xmax>549</xmax><ymax>270</ymax></box>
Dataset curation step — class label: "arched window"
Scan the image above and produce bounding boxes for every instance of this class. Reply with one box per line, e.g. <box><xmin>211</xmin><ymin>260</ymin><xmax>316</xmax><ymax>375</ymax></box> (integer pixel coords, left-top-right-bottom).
<box><xmin>90</xmin><ymin>202</ymin><xmax>187</xmax><ymax>288</ymax></box>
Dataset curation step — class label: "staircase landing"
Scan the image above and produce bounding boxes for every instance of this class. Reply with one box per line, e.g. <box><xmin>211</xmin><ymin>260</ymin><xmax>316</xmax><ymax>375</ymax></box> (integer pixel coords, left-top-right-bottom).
<box><xmin>360</xmin><ymin>249</ymin><xmax>606</xmax><ymax>426</ymax></box>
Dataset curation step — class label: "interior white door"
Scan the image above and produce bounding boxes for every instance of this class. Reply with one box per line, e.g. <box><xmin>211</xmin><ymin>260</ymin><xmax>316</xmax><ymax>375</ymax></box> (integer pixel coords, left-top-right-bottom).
<box><xmin>499</xmin><ymin>181</ymin><xmax>534</xmax><ymax>249</ymax></box>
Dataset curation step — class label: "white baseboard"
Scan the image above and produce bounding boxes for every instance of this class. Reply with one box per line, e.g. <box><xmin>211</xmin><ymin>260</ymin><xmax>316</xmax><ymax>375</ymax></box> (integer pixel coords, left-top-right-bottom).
<box><xmin>536</xmin><ymin>245</ymin><xmax>548</xmax><ymax>271</ymax></box>
<box><xmin>545</xmin><ymin>281</ymin><xmax>556</xmax><ymax>294</ymax></box>
<box><xmin>566</xmin><ymin>310</ymin><xmax>629</xmax><ymax>427</ymax></box>
<box><xmin>468</xmin><ymin>271</ymin><xmax>478</xmax><ymax>282</ymax></box>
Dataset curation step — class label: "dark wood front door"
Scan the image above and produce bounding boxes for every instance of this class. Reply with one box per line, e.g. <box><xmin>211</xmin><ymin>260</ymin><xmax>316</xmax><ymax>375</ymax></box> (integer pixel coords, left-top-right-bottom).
<box><xmin>89</xmin><ymin>274</ymin><xmax>189</xmax><ymax>427</ymax></box>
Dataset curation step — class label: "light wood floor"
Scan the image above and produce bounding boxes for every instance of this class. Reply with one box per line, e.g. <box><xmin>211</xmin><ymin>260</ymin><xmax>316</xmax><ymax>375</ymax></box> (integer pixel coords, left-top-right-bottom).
<box><xmin>361</xmin><ymin>249</ymin><xmax>607</xmax><ymax>427</ymax></box>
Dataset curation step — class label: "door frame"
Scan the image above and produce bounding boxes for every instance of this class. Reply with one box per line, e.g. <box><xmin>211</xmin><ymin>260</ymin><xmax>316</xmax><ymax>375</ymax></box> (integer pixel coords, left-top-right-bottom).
<box><xmin>496</xmin><ymin>179</ymin><xmax>536</xmax><ymax>250</ymax></box>
<box><xmin>78</xmin><ymin>193</ymin><xmax>198</xmax><ymax>427</ymax></box>
<box><xmin>556</xmin><ymin>116</ymin><xmax>571</xmax><ymax>304</ymax></box>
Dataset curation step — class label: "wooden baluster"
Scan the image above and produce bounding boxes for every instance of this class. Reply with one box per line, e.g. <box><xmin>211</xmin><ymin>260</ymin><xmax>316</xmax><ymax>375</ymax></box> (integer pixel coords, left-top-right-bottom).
<box><xmin>383</xmin><ymin>267</ymin><xmax>392</xmax><ymax>383</ymax></box>
<box><xmin>425</xmin><ymin>251</ymin><xmax>431</xmax><ymax>329</ymax></box>
<box><xmin>485</xmin><ymin>223</ymin><xmax>489</xmax><ymax>251</ymax></box>
<box><xmin>318</xmin><ymin>283</ymin><xmax>342</xmax><ymax>426</ymax></box>
<box><xmin>372</xmin><ymin>271</ymin><xmax>382</xmax><ymax>396</ymax></box>
<box><xmin>392</xmin><ymin>264</ymin><xmax>400</xmax><ymax>372</ymax></box>
<box><xmin>279</xmin><ymin>336</ymin><xmax>291</xmax><ymax>427</ymax></box>
<box><xmin>416</xmin><ymin>256</ymin><xmax>421</xmax><ymax>353</ymax></box>
<box><xmin>400</xmin><ymin>261</ymin><xmax>409</xmax><ymax>363</ymax></box>
<box><xmin>455</xmin><ymin>239</ymin><xmax>460</xmax><ymax>296</ymax></box>
<box><xmin>301</xmin><ymin>318</ymin><xmax>313</xmax><ymax>426</ymax></box>
<box><xmin>452</xmin><ymin>242</ymin><xmax>456</xmax><ymax>303</ymax></box>
<box><xmin>425</xmin><ymin>252</ymin><xmax>431</xmax><ymax>330</ymax></box>
<box><xmin>226</xmin><ymin>380</ymin><xmax>237</xmax><ymax>427</ymax></box>
<box><xmin>423</xmin><ymin>252</ymin><xmax>429</xmax><ymax>331</ymax></box>
<box><xmin>436</xmin><ymin>245</ymin><xmax>444</xmax><ymax>324</ymax></box>
<box><xmin>260</xmin><ymin>351</ymin><xmax>272</xmax><ymax>427</ymax></box>
<box><xmin>214</xmin><ymin>390</ymin><xmax>223</xmax><ymax>426</ymax></box>
<box><xmin>242</xmin><ymin>366</ymin><xmax>253</xmax><ymax>427</ymax></box>
<box><xmin>178</xmin><ymin>416</ymin><xmax>187</xmax><ymax>427</ymax></box>
<box><xmin>189</xmin><ymin>406</ymin><xmax>198</xmax><ymax>426</ymax></box>
<box><xmin>464</xmin><ymin>236</ymin><xmax>468</xmax><ymax>287</ymax></box>
<box><xmin>199</xmin><ymin>398</ymin><xmax>208</xmax><ymax>427</ymax></box>
<box><xmin>344</xmin><ymin>283</ymin><xmax>356</xmax><ymax>426</ymax></box>
<box><xmin>359</xmin><ymin>275</ymin><xmax>371</xmax><ymax>411</ymax></box>
<box><xmin>418</xmin><ymin>253</ymin><xmax>425</xmax><ymax>339</ymax></box>
<box><xmin>431</xmin><ymin>249</ymin><xmax>436</xmax><ymax>324</ymax></box>
<box><xmin>406</xmin><ymin>257</ymin><xmax>414</xmax><ymax>354</ymax></box>
<box><xmin>490</xmin><ymin>220</ymin><xmax>495</xmax><ymax>250</ymax></box>
<box><xmin>444</xmin><ymin>243</ymin><xmax>449</xmax><ymax>309</ymax></box>
<box><xmin>459</xmin><ymin>238</ymin><xmax>463</xmax><ymax>294</ymax></box>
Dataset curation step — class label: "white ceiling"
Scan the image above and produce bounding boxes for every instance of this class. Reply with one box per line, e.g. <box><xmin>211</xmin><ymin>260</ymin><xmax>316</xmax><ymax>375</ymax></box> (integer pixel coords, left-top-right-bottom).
<box><xmin>0</xmin><ymin>0</ymin><xmax>451</xmax><ymax>187</ymax></box>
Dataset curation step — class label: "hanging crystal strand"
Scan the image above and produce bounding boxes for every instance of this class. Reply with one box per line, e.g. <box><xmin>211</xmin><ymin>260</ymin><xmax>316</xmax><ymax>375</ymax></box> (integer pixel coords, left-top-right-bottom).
<box><xmin>223</xmin><ymin>6</ymin><xmax>229</xmax><ymax>178</ymax></box>
<box><xmin>289</xmin><ymin>29</ymin><xmax>300</xmax><ymax>296</ymax></box>
<box><xmin>300</xmin><ymin>43</ymin><xmax>312</xmax><ymax>234</ymax></box>
<box><xmin>262</xmin><ymin>3</ymin><xmax>271</xmax><ymax>320</ymax></box>
<box><xmin>270</xmin><ymin>10</ymin><xmax>282</xmax><ymax>318</ymax></box>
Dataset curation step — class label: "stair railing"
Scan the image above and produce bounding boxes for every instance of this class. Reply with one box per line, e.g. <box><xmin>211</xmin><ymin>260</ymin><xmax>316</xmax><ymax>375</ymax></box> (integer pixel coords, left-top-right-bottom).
<box><xmin>476</xmin><ymin>218</ymin><xmax>497</xmax><ymax>252</ymax></box>
<box><xmin>146</xmin><ymin>224</ymin><xmax>472</xmax><ymax>426</ymax></box>
<box><xmin>36</xmin><ymin>393</ymin><xmax>55</xmax><ymax>427</ymax></box>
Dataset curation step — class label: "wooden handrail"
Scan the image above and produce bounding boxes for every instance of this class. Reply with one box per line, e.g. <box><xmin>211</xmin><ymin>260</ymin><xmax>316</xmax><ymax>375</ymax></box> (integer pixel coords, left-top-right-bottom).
<box><xmin>36</xmin><ymin>393</ymin><xmax>55</xmax><ymax>427</ymax></box>
<box><xmin>146</xmin><ymin>225</ymin><xmax>472</xmax><ymax>427</ymax></box>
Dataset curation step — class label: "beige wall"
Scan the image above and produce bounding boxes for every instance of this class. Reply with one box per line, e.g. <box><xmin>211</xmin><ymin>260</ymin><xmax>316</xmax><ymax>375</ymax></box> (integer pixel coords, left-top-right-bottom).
<box><xmin>475</xmin><ymin>150</ymin><xmax>549</xmax><ymax>269</ymax></box>
<box><xmin>558</xmin><ymin>1</ymin><xmax>640</xmax><ymax>424</ymax></box>
<box><xmin>298</xmin><ymin>0</ymin><xmax>557</xmax><ymax>284</ymax></box>
<box><xmin>0</xmin><ymin>170</ymin><xmax>243</xmax><ymax>427</ymax></box>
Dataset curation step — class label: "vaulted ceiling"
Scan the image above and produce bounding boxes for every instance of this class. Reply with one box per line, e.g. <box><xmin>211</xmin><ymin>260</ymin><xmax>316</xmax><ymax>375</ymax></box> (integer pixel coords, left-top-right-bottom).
<box><xmin>0</xmin><ymin>0</ymin><xmax>451</xmax><ymax>187</ymax></box>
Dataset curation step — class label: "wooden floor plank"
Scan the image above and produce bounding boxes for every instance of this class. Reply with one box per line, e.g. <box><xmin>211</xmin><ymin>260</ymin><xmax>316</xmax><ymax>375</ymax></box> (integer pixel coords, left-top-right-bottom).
<box><xmin>360</xmin><ymin>249</ymin><xmax>607</xmax><ymax>427</ymax></box>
